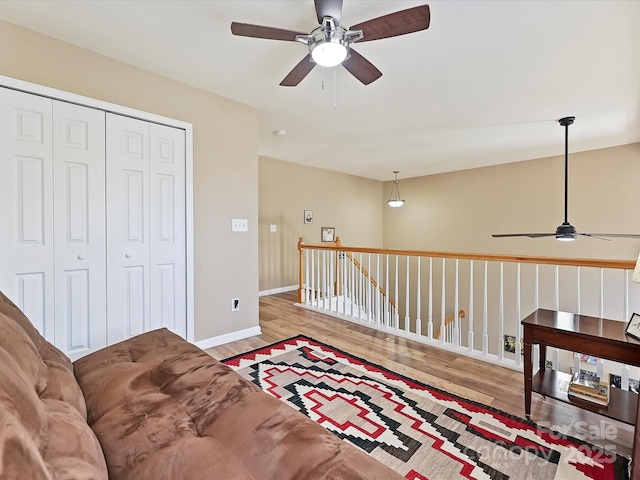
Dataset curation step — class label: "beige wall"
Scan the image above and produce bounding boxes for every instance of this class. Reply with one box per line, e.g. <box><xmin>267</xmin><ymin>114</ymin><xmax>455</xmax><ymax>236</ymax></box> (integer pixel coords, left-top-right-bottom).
<box><xmin>384</xmin><ymin>144</ymin><xmax>640</xmax><ymax>260</ymax></box>
<box><xmin>0</xmin><ymin>21</ymin><xmax>259</xmax><ymax>342</ymax></box>
<box><xmin>258</xmin><ymin>157</ymin><xmax>383</xmax><ymax>292</ymax></box>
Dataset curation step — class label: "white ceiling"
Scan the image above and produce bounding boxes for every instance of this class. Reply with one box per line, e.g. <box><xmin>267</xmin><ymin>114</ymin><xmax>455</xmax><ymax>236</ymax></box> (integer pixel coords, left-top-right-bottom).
<box><xmin>1</xmin><ymin>0</ymin><xmax>639</xmax><ymax>181</ymax></box>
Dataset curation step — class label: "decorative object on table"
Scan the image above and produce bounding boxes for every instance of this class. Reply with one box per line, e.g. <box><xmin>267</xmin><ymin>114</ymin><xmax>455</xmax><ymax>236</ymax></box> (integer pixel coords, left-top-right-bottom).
<box><xmin>578</xmin><ymin>354</ymin><xmax>599</xmax><ymax>365</ymax></box>
<box><xmin>387</xmin><ymin>170</ymin><xmax>405</xmax><ymax>207</ymax></box>
<box><xmin>492</xmin><ymin>116</ymin><xmax>640</xmax><ymax>241</ymax></box>
<box><xmin>321</xmin><ymin>226</ymin><xmax>335</xmax><ymax>242</ymax></box>
<box><xmin>625</xmin><ymin>312</ymin><xmax>640</xmax><ymax>341</ymax></box>
<box><xmin>568</xmin><ymin>370</ymin><xmax>610</xmax><ymax>406</ymax></box>
<box><xmin>609</xmin><ymin>373</ymin><xmax>640</xmax><ymax>394</ymax></box>
<box><xmin>304</xmin><ymin>210</ymin><xmax>313</xmax><ymax>224</ymax></box>
<box><xmin>223</xmin><ymin>335</ymin><xmax>627</xmax><ymax>480</ymax></box>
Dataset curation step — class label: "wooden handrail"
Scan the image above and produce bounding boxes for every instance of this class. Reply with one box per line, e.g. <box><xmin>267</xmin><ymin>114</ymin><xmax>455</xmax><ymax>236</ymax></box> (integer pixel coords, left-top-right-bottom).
<box><xmin>297</xmin><ymin>238</ymin><xmax>636</xmax><ymax>270</ymax></box>
<box><xmin>343</xmin><ymin>250</ymin><xmax>397</xmax><ymax>309</ymax></box>
<box><xmin>435</xmin><ymin>310</ymin><xmax>466</xmax><ymax>340</ymax></box>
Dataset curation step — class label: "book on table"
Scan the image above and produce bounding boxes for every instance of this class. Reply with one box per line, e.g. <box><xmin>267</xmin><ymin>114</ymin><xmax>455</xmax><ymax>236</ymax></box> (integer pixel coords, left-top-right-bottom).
<box><xmin>568</xmin><ymin>371</ymin><xmax>609</xmax><ymax>406</ymax></box>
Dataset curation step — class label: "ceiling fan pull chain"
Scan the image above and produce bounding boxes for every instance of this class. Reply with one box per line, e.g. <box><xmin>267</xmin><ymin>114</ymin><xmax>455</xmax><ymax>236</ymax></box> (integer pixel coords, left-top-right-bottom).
<box><xmin>333</xmin><ymin>67</ymin><xmax>337</xmax><ymax>110</ymax></box>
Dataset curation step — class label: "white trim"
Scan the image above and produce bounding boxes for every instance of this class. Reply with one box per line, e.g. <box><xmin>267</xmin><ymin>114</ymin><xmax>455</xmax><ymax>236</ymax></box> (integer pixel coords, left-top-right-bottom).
<box><xmin>259</xmin><ymin>285</ymin><xmax>298</xmax><ymax>297</ymax></box>
<box><xmin>0</xmin><ymin>74</ymin><xmax>191</xmax><ymax>129</ymax></box>
<box><xmin>195</xmin><ymin>326</ymin><xmax>262</xmax><ymax>351</ymax></box>
<box><xmin>0</xmin><ymin>74</ymin><xmax>195</xmax><ymax>345</ymax></box>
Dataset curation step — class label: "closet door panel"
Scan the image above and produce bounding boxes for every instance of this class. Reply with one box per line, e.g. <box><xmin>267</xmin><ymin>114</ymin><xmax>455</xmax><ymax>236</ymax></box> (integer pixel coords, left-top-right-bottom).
<box><xmin>0</xmin><ymin>88</ymin><xmax>55</xmax><ymax>340</ymax></box>
<box><xmin>150</xmin><ymin>124</ymin><xmax>186</xmax><ymax>336</ymax></box>
<box><xmin>53</xmin><ymin>101</ymin><xmax>106</xmax><ymax>359</ymax></box>
<box><xmin>106</xmin><ymin>114</ymin><xmax>150</xmax><ymax>343</ymax></box>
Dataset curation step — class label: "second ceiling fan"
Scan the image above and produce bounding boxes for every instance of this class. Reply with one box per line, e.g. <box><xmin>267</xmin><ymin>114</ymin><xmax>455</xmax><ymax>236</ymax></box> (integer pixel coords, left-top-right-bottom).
<box><xmin>492</xmin><ymin>116</ymin><xmax>640</xmax><ymax>241</ymax></box>
<box><xmin>230</xmin><ymin>0</ymin><xmax>430</xmax><ymax>86</ymax></box>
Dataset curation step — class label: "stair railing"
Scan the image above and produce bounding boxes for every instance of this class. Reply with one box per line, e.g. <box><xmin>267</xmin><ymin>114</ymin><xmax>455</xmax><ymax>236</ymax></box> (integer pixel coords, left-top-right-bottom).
<box><xmin>297</xmin><ymin>237</ymin><xmax>640</xmax><ymax>385</ymax></box>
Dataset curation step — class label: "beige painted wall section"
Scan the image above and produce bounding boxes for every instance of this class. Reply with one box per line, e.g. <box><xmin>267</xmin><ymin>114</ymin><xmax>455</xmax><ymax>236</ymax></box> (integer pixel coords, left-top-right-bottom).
<box><xmin>0</xmin><ymin>20</ymin><xmax>259</xmax><ymax>342</ymax></box>
<box><xmin>384</xmin><ymin>144</ymin><xmax>640</xmax><ymax>260</ymax></box>
<box><xmin>258</xmin><ymin>157</ymin><xmax>383</xmax><ymax>292</ymax></box>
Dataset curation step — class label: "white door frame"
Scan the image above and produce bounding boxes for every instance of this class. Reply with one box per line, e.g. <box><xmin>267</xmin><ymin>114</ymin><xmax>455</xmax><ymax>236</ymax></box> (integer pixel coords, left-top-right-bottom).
<box><xmin>0</xmin><ymin>74</ymin><xmax>195</xmax><ymax>343</ymax></box>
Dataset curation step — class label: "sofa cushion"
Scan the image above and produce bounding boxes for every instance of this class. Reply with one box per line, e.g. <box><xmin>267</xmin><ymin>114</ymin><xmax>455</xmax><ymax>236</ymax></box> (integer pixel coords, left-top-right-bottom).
<box><xmin>0</xmin><ymin>291</ymin><xmax>108</xmax><ymax>480</ymax></box>
<box><xmin>74</xmin><ymin>328</ymin><xmax>404</xmax><ymax>480</ymax></box>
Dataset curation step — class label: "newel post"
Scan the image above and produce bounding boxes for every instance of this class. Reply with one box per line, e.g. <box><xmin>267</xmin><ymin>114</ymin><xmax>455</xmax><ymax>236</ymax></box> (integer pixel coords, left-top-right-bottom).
<box><xmin>334</xmin><ymin>237</ymin><xmax>341</xmax><ymax>295</ymax></box>
<box><xmin>298</xmin><ymin>237</ymin><xmax>304</xmax><ymax>303</ymax></box>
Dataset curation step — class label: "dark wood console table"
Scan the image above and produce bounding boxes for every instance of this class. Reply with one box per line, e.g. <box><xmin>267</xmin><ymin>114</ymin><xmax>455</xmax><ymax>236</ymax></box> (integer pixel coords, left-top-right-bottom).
<box><xmin>523</xmin><ymin>309</ymin><xmax>640</xmax><ymax>478</ymax></box>
<box><xmin>523</xmin><ymin>308</ymin><xmax>640</xmax><ymax>424</ymax></box>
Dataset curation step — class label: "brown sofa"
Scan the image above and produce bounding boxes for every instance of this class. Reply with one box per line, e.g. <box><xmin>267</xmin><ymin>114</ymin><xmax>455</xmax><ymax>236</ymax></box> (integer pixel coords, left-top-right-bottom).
<box><xmin>0</xmin><ymin>290</ymin><xmax>404</xmax><ymax>480</ymax></box>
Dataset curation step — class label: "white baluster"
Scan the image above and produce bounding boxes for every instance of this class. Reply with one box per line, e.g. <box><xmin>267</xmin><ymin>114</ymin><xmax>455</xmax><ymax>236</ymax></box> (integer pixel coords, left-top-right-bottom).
<box><xmin>573</xmin><ymin>353</ymin><xmax>580</xmax><ymax>375</ymax></box>
<box><xmin>468</xmin><ymin>260</ymin><xmax>474</xmax><ymax>352</ymax></box>
<box><xmin>624</xmin><ymin>270</ymin><xmax>629</xmax><ymax>324</ymax></box>
<box><xmin>416</xmin><ymin>257</ymin><xmax>422</xmax><ymax>337</ymax></box>
<box><xmin>622</xmin><ymin>365</ymin><xmax>630</xmax><ymax>391</ymax></box>
<box><xmin>322</xmin><ymin>250</ymin><xmax>327</xmax><ymax>310</ymax></box>
<box><xmin>576</xmin><ymin>266</ymin><xmax>581</xmax><ymax>314</ymax></box>
<box><xmin>405</xmin><ymin>255</ymin><xmax>410</xmax><ymax>333</ymax></box>
<box><xmin>440</xmin><ymin>258</ymin><xmax>446</xmax><ymax>344</ymax></box>
<box><xmin>552</xmin><ymin>348</ymin><xmax>560</xmax><ymax>370</ymax></box>
<box><xmin>367</xmin><ymin>253</ymin><xmax>372</xmax><ymax>322</ymax></box>
<box><xmin>376</xmin><ymin>254</ymin><xmax>381</xmax><ymax>326</ymax></box>
<box><xmin>515</xmin><ymin>263</ymin><xmax>521</xmax><ymax>367</ymax></box>
<box><xmin>498</xmin><ymin>262</ymin><xmax>504</xmax><ymax>361</ymax></box>
<box><xmin>554</xmin><ymin>265</ymin><xmax>559</xmax><ymax>311</ymax></box>
<box><xmin>385</xmin><ymin>254</ymin><xmax>390</xmax><ymax>327</ymax></box>
<box><xmin>454</xmin><ymin>259</ymin><xmax>459</xmax><ymax>347</ymax></box>
<box><xmin>395</xmin><ymin>255</ymin><xmax>399</xmax><ymax>330</ymax></box>
<box><xmin>482</xmin><ymin>261</ymin><xmax>488</xmax><ymax>356</ymax></box>
<box><xmin>535</xmin><ymin>264</ymin><xmax>539</xmax><ymax>309</ymax></box>
<box><xmin>599</xmin><ymin>268</ymin><xmax>604</xmax><ymax>318</ymax></box>
<box><xmin>303</xmin><ymin>249</ymin><xmax>313</xmax><ymax>305</ymax></box>
<box><xmin>428</xmin><ymin>257</ymin><xmax>433</xmax><ymax>339</ymax></box>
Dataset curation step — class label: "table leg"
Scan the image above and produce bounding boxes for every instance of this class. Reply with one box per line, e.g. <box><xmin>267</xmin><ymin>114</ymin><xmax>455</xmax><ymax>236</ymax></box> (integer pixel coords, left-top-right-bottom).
<box><xmin>539</xmin><ymin>343</ymin><xmax>547</xmax><ymax>372</ymax></box>
<box><xmin>524</xmin><ymin>341</ymin><xmax>533</xmax><ymax>419</ymax></box>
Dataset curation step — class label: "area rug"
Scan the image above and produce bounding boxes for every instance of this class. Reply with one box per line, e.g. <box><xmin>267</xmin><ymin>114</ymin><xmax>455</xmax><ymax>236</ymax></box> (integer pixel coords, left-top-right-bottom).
<box><xmin>223</xmin><ymin>335</ymin><xmax>630</xmax><ymax>480</ymax></box>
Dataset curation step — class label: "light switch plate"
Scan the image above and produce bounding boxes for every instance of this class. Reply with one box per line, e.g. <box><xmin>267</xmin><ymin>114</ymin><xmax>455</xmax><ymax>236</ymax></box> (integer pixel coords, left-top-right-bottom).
<box><xmin>270</xmin><ymin>224</ymin><xmax>277</xmax><ymax>233</ymax></box>
<box><xmin>232</xmin><ymin>218</ymin><xmax>248</xmax><ymax>232</ymax></box>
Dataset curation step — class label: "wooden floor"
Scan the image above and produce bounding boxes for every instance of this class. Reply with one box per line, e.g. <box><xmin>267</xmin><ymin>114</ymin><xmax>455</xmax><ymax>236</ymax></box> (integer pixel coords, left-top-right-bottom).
<box><xmin>206</xmin><ymin>291</ymin><xmax>635</xmax><ymax>458</ymax></box>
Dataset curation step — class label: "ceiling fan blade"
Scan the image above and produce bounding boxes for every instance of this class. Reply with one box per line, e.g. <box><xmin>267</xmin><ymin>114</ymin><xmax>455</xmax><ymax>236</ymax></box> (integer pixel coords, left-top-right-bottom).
<box><xmin>491</xmin><ymin>233</ymin><xmax>556</xmax><ymax>238</ymax></box>
<box><xmin>350</xmin><ymin>4</ymin><xmax>430</xmax><ymax>43</ymax></box>
<box><xmin>580</xmin><ymin>233</ymin><xmax>640</xmax><ymax>238</ymax></box>
<box><xmin>231</xmin><ymin>22</ymin><xmax>306</xmax><ymax>42</ymax></box>
<box><xmin>280</xmin><ymin>54</ymin><xmax>316</xmax><ymax>86</ymax></box>
<box><xmin>577</xmin><ymin>233</ymin><xmax>610</xmax><ymax>241</ymax></box>
<box><xmin>314</xmin><ymin>0</ymin><xmax>343</xmax><ymax>25</ymax></box>
<box><xmin>342</xmin><ymin>48</ymin><xmax>382</xmax><ymax>85</ymax></box>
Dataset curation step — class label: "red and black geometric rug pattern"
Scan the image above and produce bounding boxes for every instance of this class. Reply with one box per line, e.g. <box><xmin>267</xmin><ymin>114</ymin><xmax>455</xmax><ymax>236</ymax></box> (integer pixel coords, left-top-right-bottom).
<box><xmin>223</xmin><ymin>335</ymin><xmax>629</xmax><ymax>480</ymax></box>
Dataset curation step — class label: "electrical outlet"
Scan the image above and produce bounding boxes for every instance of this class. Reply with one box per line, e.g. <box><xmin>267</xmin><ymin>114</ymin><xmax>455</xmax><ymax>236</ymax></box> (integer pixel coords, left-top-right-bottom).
<box><xmin>231</xmin><ymin>298</ymin><xmax>240</xmax><ymax>311</ymax></box>
<box><xmin>270</xmin><ymin>224</ymin><xmax>277</xmax><ymax>233</ymax></box>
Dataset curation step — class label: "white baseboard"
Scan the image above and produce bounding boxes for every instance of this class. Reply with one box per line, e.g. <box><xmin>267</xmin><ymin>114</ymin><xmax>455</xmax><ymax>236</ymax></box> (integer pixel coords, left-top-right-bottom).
<box><xmin>195</xmin><ymin>326</ymin><xmax>262</xmax><ymax>350</ymax></box>
<box><xmin>259</xmin><ymin>285</ymin><xmax>298</xmax><ymax>297</ymax></box>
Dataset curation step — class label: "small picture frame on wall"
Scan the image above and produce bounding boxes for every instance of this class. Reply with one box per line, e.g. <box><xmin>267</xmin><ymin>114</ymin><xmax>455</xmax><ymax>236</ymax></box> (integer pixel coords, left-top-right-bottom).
<box><xmin>321</xmin><ymin>227</ymin><xmax>335</xmax><ymax>242</ymax></box>
<box><xmin>625</xmin><ymin>312</ymin><xmax>640</xmax><ymax>341</ymax></box>
<box><xmin>304</xmin><ymin>210</ymin><xmax>313</xmax><ymax>224</ymax></box>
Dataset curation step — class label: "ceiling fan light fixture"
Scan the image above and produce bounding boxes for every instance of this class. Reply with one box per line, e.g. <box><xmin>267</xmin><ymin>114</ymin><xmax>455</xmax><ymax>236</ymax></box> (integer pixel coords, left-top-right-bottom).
<box><xmin>388</xmin><ymin>170</ymin><xmax>405</xmax><ymax>208</ymax></box>
<box><xmin>555</xmin><ymin>222</ymin><xmax>577</xmax><ymax>242</ymax></box>
<box><xmin>311</xmin><ymin>41</ymin><xmax>348</xmax><ymax>67</ymax></box>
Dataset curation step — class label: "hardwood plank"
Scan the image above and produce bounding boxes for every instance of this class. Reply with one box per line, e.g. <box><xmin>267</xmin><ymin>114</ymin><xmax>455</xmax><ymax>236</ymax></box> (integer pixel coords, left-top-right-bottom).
<box><xmin>205</xmin><ymin>291</ymin><xmax>634</xmax><ymax>457</ymax></box>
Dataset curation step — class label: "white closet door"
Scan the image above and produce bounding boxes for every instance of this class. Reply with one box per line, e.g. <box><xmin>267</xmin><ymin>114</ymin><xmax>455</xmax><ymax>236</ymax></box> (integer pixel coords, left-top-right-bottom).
<box><xmin>150</xmin><ymin>124</ymin><xmax>186</xmax><ymax>336</ymax></box>
<box><xmin>52</xmin><ymin>101</ymin><xmax>106</xmax><ymax>359</ymax></box>
<box><xmin>106</xmin><ymin>114</ymin><xmax>151</xmax><ymax>343</ymax></box>
<box><xmin>0</xmin><ymin>88</ymin><xmax>55</xmax><ymax>340</ymax></box>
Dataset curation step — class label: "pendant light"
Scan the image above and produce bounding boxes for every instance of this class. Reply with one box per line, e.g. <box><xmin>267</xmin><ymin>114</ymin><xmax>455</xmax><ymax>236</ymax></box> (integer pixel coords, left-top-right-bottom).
<box><xmin>387</xmin><ymin>171</ymin><xmax>405</xmax><ymax>208</ymax></box>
